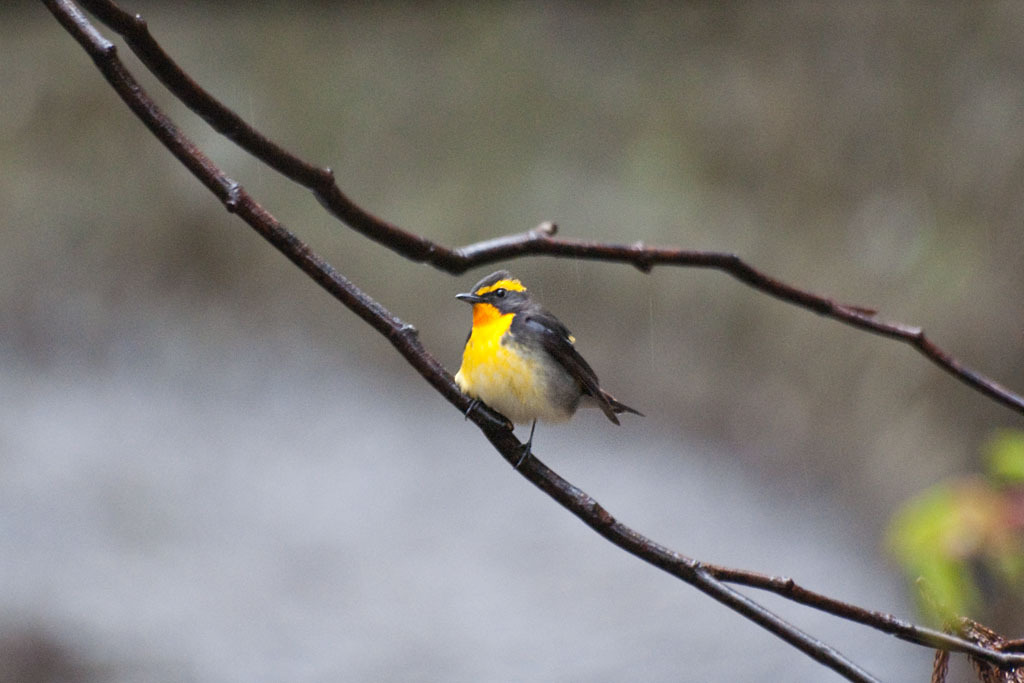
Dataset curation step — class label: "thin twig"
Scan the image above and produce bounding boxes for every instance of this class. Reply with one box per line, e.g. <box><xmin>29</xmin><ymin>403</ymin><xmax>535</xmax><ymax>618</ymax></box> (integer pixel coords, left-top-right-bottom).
<box><xmin>42</xmin><ymin>1</ymin><xmax>1024</xmax><ymax>679</ymax></box>
<box><xmin>711</xmin><ymin>568</ymin><xmax>1024</xmax><ymax>669</ymax></box>
<box><xmin>74</xmin><ymin>0</ymin><xmax>1024</xmax><ymax>419</ymax></box>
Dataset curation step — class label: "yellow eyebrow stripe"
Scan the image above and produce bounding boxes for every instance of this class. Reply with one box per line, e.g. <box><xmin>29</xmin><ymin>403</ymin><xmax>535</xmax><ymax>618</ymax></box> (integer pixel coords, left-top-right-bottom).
<box><xmin>475</xmin><ymin>279</ymin><xmax>526</xmax><ymax>295</ymax></box>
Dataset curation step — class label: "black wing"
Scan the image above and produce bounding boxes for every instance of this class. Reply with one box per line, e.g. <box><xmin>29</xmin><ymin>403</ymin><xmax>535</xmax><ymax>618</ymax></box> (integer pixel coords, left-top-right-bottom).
<box><xmin>516</xmin><ymin>310</ymin><xmax>622</xmax><ymax>424</ymax></box>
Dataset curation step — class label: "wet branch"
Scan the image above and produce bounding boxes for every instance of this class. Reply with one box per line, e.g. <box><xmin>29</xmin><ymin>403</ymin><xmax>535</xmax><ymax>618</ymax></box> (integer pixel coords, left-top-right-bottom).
<box><xmin>43</xmin><ymin>0</ymin><xmax>1024</xmax><ymax>680</ymax></box>
<box><xmin>72</xmin><ymin>0</ymin><xmax>1024</xmax><ymax>419</ymax></box>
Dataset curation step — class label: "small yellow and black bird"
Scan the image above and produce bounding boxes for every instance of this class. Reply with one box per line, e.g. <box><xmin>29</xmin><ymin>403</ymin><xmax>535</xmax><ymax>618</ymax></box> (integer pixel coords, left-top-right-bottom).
<box><xmin>454</xmin><ymin>270</ymin><xmax>642</xmax><ymax>466</ymax></box>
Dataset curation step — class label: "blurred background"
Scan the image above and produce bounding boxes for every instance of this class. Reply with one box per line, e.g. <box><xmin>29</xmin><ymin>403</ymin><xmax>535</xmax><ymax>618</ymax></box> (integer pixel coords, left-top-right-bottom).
<box><xmin>4</xmin><ymin>1</ymin><xmax>1024</xmax><ymax>680</ymax></box>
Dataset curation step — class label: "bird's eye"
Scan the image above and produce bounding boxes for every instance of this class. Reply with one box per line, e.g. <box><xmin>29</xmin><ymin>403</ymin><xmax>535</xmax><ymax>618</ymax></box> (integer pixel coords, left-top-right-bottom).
<box><xmin>493</xmin><ymin>288</ymin><xmax>507</xmax><ymax>298</ymax></box>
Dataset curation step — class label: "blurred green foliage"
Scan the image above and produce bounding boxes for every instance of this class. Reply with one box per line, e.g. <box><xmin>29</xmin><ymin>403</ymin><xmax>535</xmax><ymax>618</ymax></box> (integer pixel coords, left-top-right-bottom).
<box><xmin>987</xmin><ymin>430</ymin><xmax>1024</xmax><ymax>486</ymax></box>
<box><xmin>888</xmin><ymin>431</ymin><xmax>1024</xmax><ymax>625</ymax></box>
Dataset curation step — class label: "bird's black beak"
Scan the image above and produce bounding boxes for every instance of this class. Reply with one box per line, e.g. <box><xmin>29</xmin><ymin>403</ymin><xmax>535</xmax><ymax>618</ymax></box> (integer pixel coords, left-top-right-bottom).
<box><xmin>456</xmin><ymin>292</ymin><xmax>485</xmax><ymax>304</ymax></box>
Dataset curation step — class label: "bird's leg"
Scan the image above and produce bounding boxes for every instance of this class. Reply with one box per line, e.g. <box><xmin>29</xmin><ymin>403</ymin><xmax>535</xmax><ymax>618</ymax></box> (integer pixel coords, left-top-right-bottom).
<box><xmin>515</xmin><ymin>420</ymin><xmax>537</xmax><ymax>469</ymax></box>
<box><xmin>463</xmin><ymin>399</ymin><xmax>480</xmax><ymax>420</ymax></box>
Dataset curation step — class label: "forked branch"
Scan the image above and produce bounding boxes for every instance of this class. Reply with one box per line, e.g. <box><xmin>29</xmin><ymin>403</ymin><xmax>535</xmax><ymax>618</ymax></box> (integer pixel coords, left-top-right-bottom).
<box><xmin>43</xmin><ymin>1</ymin><xmax>1024</xmax><ymax>680</ymax></box>
<box><xmin>74</xmin><ymin>0</ymin><xmax>1024</xmax><ymax>419</ymax></box>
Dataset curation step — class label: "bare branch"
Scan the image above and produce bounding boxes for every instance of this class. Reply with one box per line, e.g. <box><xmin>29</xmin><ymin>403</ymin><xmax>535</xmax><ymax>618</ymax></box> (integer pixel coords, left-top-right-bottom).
<box><xmin>712</xmin><ymin>568</ymin><xmax>1024</xmax><ymax>669</ymax></box>
<box><xmin>42</xmin><ymin>1</ymin><xmax>1024</xmax><ymax>679</ymax></box>
<box><xmin>74</xmin><ymin>0</ymin><xmax>1024</xmax><ymax>419</ymax></box>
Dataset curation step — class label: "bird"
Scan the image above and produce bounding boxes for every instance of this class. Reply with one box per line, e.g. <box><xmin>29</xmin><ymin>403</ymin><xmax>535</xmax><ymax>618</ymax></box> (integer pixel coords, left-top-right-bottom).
<box><xmin>454</xmin><ymin>270</ymin><xmax>641</xmax><ymax>466</ymax></box>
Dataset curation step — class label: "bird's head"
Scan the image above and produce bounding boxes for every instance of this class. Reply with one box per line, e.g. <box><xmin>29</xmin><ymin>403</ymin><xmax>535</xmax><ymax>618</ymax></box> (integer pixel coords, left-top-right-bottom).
<box><xmin>456</xmin><ymin>270</ymin><xmax>531</xmax><ymax>323</ymax></box>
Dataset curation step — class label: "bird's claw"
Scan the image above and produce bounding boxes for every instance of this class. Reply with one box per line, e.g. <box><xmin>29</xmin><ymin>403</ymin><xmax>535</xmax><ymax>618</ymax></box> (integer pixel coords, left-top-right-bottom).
<box><xmin>514</xmin><ymin>443</ymin><xmax>531</xmax><ymax>469</ymax></box>
<box><xmin>463</xmin><ymin>399</ymin><xmax>513</xmax><ymax>431</ymax></box>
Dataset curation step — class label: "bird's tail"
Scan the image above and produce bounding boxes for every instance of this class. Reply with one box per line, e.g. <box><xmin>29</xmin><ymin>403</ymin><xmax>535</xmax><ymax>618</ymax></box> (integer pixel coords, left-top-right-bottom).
<box><xmin>595</xmin><ymin>389</ymin><xmax>643</xmax><ymax>425</ymax></box>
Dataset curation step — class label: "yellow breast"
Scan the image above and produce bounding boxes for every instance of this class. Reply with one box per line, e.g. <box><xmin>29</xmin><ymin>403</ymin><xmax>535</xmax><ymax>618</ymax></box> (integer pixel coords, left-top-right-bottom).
<box><xmin>455</xmin><ymin>308</ymin><xmax>572</xmax><ymax>424</ymax></box>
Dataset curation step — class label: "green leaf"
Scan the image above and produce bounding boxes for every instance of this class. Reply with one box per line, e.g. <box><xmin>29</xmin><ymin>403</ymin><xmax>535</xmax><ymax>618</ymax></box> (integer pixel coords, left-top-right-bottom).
<box><xmin>887</xmin><ymin>485</ymin><xmax>980</xmax><ymax>623</ymax></box>
<box><xmin>985</xmin><ymin>429</ymin><xmax>1024</xmax><ymax>484</ymax></box>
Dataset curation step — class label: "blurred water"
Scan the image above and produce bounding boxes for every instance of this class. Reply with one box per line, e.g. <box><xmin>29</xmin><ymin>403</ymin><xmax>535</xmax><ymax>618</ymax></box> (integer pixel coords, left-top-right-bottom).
<box><xmin>0</xmin><ymin>328</ymin><xmax>929</xmax><ymax>681</ymax></box>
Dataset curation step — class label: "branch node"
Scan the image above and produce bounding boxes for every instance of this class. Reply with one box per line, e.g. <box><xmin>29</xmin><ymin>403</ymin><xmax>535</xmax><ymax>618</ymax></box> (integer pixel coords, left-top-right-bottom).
<box><xmin>591</xmin><ymin>500</ymin><xmax>615</xmax><ymax>527</ymax></box>
<box><xmin>399</xmin><ymin>322</ymin><xmax>419</xmax><ymax>337</ymax></box>
<box><xmin>631</xmin><ymin>241</ymin><xmax>654</xmax><ymax>272</ymax></box>
<box><xmin>533</xmin><ymin>221</ymin><xmax>557</xmax><ymax>237</ymax></box>
<box><xmin>308</xmin><ymin>169</ymin><xmax>336</xmax><ymax>207</ymax></box>
<box><xmin>222</xmin><ymin>182</ymin><xmax>244</xmax><ymax>213</ymax></box>
<box><xmin>842</xmin><ymin>303</ymin><xmax>878</xmax><ymax>317</ymax></box>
